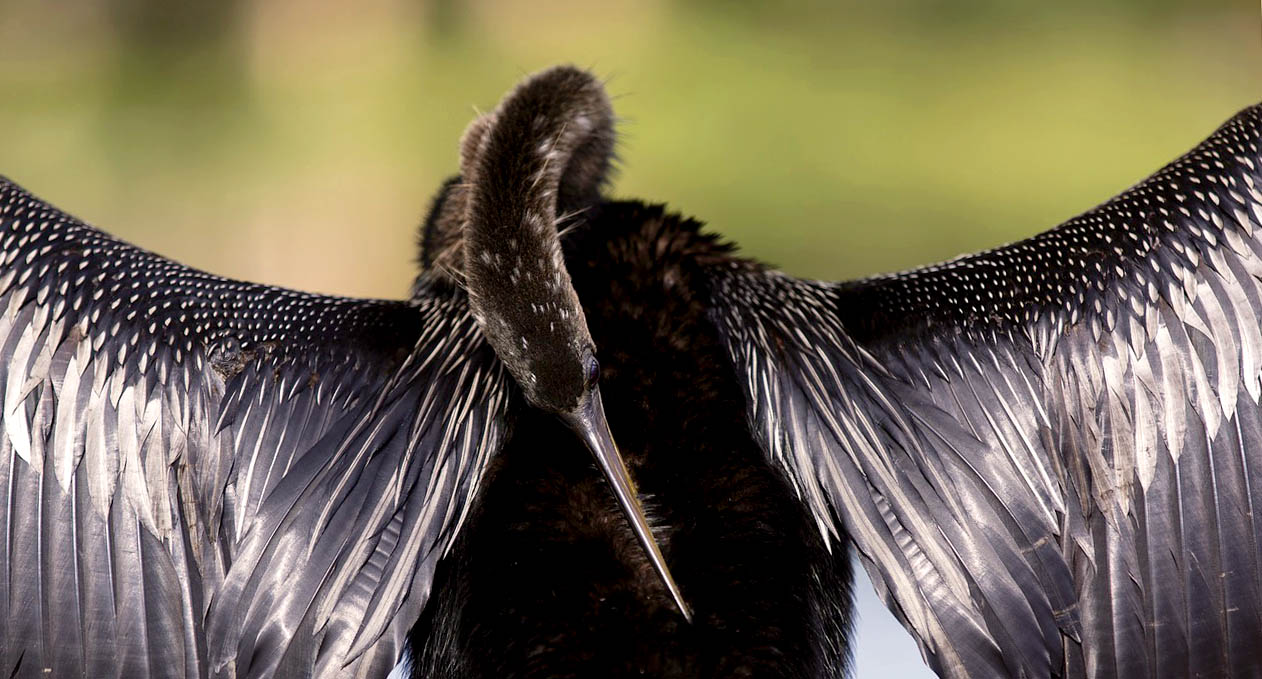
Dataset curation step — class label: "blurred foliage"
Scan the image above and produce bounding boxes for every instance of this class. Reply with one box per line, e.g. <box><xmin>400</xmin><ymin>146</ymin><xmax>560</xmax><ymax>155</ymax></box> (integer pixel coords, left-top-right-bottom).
<box><xmin>0</xmin><ymin>0</ymin><xmax>1259</xmax><ymax>299</ymax></box>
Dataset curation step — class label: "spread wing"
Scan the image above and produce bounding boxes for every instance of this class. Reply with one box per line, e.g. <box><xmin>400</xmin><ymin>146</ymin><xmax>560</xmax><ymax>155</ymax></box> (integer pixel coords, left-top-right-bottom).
<box><xmin>709</xmin><ymin>105</ymin><xmax>1262</xmax><ymax>678</ymax></box>
<box><xmin>0</xmin><ymin>178</ymin><xmax>511</xmax><ymax>678</ymax></box>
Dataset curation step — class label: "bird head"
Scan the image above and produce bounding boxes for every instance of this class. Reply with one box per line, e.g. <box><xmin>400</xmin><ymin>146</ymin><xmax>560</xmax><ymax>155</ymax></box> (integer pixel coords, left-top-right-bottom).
<box><xmin>431</xmin><ymin>65</ymin><xmax>692</xmax><ymax>621</ymax></box>
<box><xmin>459</xmin><ymin>67</ymin><xmax>610</xmax><ymax>415</ymax></box>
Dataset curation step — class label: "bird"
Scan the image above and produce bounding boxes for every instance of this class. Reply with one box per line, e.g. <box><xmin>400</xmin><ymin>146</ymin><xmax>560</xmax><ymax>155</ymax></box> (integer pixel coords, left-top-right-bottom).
<box><xmin>2</xmin><ymin>63</ymin><xmax>1262</xmax><ymax>679</ymax></box>
<box><xmin>0</xmin><ymin>66</ymin><xmax>850</xmax><ymax>679</ymax></box>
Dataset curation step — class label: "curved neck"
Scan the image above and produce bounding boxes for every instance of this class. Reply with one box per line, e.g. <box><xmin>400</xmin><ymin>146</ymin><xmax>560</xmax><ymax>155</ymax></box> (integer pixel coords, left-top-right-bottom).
<box><xmin>459</xmin><ymin>67</ymin><xmax>615</xmax><ymax>406</ymax></box>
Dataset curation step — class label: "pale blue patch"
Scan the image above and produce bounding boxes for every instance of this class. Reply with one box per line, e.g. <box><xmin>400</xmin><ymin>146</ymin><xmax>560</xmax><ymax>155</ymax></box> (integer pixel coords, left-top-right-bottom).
<box><xmin>849</xmin><ymin>553</ymin><xmax>936</xmax><ymax>678</ymax></box>
<box><xmin>387</xmin><ymin>648</ymin><xmax>410</xmax><ymax>679</ymax></box>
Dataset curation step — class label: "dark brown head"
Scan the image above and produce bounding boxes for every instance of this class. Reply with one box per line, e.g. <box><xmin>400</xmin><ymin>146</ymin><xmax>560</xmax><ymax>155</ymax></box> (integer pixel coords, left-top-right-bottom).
<box><xmin>420</xmin><ymin>66</ymin><xmax>612</xmax><ymax>412</ymax></box>
<box><xmin>417</xmin><ymin>66</ymin><xmax>690</xmax><ymax>620</ymax></box>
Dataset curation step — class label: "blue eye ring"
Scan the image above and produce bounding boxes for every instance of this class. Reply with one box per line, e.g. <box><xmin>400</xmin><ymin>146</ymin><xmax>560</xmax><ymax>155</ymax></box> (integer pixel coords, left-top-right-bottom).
<box><xmin>584</xmin><ymin>351</ymin><xmax>600</xmax><ymax>389</ymax></box>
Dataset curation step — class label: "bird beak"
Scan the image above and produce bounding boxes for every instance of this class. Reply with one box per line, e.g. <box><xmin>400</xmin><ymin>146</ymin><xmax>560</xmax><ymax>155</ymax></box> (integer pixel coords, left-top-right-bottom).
<box><xmin>561</xmin><ymin>387</ymin><xmax>693</xmax><ymax>623</ymax></box>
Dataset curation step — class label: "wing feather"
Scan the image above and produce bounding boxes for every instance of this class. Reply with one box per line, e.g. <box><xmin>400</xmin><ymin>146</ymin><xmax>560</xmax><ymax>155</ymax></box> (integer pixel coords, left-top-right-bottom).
<box><xmin>710</xmin><ymin>105</ymin><xmax>1262</xmax><ymax>676</ymax></box>
<box><xmin>0</xmin><ymin>177</ymin><xmax>510</xmax><ymax>677</ymax></box>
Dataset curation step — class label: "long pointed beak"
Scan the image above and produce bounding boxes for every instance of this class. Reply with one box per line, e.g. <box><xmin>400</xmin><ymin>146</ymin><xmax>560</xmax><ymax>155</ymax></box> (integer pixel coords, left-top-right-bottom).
<box><xmin>561</xmin><ymin>387</ymin><xmax>693</xmax><ymax>623</ymax></box>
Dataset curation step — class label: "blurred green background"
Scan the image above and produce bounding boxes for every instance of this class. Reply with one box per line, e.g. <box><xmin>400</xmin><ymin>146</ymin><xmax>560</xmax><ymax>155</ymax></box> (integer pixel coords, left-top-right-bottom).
<box><xmin>2</xmin><ymin>0</ymin><xmax>1259</xmax><ymax>300</ymax></box>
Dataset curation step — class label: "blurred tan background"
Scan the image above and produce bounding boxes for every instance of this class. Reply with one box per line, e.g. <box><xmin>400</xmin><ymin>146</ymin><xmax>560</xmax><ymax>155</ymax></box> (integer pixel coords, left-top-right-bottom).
<box><xmin>2</xmin><ymin>0</ymin><xmax>1259</xmax><ymax>300</ymax></box>
<box><xmin>3</xmin><ymin>1</ymin><xmax>1261</xmax><ymax>676</ymax></box>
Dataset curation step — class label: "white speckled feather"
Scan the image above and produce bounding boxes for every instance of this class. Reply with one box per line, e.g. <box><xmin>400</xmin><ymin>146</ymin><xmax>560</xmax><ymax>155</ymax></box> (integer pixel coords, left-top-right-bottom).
<box><xmin>710</xmin><ymin>104</ymin><xmax>1262</xmax><ymax>677</ymax></box>
<box><xmin>0</xmin><ymin>178</ymin><xmax>511</xmax><ymax>678</ymax></box>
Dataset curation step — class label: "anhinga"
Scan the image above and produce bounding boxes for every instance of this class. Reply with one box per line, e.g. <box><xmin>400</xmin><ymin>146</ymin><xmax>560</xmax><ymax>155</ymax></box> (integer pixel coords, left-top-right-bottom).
<box><xmin>1</xmin><ymin>66</ymin><xmax>1260</xmax><ymax>679</ymax></box>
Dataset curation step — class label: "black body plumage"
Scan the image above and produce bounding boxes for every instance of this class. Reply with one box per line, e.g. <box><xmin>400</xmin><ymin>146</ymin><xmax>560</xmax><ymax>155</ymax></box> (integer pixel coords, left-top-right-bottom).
<box><xmin>4</xmin><ymin>64</ymin><xmax>1262</xmax><ymax>678</ymax></box>
<box><xmin>409</xmin><ymin>202</ymin><xmax>852</xmax><ymax>676</ymax></box>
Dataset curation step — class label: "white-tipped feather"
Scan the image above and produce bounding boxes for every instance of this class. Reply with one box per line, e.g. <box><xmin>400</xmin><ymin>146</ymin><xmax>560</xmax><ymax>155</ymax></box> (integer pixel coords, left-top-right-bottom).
<box><xmin>711</xmin><ymin>105</ymin><xmax>1262</xmax><ymax>677</ymax></box>
<box><xmin>0</xmin><ymin>177</ymin><xmax>511</xmax><ymax>677</ymax></box>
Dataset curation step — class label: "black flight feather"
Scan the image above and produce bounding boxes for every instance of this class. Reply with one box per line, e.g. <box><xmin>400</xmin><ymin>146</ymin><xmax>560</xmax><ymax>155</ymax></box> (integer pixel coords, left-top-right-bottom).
<box><xmin>708</xmin><ymin>104</ymin><xmax>1262</xmax><ymax>678</ymax></box>
<box><xmin>0</xmin><ymin>176</ymin><xmax>511</xmax><ymax>677</ymax></box>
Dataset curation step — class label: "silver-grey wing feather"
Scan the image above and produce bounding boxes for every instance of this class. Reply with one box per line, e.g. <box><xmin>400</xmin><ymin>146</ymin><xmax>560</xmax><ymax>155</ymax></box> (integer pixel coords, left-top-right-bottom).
<box><xmin>0</xmin><ymin>178</ymin><xmax>510</xmax><ymax>678</ymax></box>
<box><xmin>709</xmin><ymin>104</ymin><xmax>1262</xmax><ymax>677</ymax></box>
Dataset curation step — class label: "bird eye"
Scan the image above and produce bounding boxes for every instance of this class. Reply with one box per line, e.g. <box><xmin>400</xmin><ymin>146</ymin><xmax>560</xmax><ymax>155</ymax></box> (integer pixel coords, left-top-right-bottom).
<box><xmin>584</xmin><ymin>353</ymin><xmax>600</xmax><ymax>389</ymax></box>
